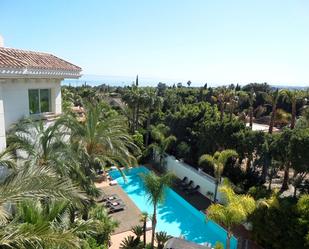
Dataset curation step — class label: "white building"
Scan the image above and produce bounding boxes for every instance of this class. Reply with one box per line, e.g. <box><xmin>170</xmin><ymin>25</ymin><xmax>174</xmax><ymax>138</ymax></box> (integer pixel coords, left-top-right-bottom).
<box><xmin>0</xmin><ymin>45</ymin><xmax>81</xmax><ymax>151</ymax></box>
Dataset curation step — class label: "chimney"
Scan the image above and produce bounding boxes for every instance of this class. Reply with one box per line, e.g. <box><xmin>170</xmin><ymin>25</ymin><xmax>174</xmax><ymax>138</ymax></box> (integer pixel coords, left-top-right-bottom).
<box><xmin>0</xmin><ymin>35</ymin><xmax>4</xmax><ymax>47</ymax></box>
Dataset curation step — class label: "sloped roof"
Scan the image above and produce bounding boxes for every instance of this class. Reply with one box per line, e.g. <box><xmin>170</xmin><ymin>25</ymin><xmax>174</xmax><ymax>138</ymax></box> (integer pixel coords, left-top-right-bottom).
<box><xmin>0</xmin><ymin>51</ymin><xmax>27</xmax><ymax>68</ymax></box>
<box><xmin>0</xmin><ymin>47</ymin><xmax>81</xmax><ymax>72</ymax></box>
<box><xmin>164</xmin><ymin>238</ymin><xmax>211</xmax><ymax>249</ymax></box>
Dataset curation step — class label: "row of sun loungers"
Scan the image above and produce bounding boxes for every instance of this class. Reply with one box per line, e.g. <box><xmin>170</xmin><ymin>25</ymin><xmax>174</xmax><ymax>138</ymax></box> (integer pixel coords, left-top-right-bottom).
<box><xmin>177</xmin><ymin>177</ymin><xmax>200</xmax><ymax>195</ymax></box>
<box><xmin>97</xmin><ymin>194</ymin><xmax>126</xmax><ymax>214</ymax></box>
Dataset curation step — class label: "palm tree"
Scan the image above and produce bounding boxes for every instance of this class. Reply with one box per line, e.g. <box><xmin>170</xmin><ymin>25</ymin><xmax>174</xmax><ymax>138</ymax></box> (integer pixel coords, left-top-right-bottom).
<box><xmin>248</xmin><ymin>89</ymin><xmax>256</xmax><ymax>129</ymax></box>
<box><xmin>0</xmin><ymin>156</ymin><xmax>117</xmax><ymax>248</ymax></box>
<box><xmin>262</xmin><ymin>89</ymin><xmax>280</xmax><ymax>134</ymax></box>
<box><xmin>206</xmin><ymin>184</ymin><xmax>255</xmax><ymax>249</ymax></box>
<box><xmin>212</xmin><ymin>87</ymin><xmax>231</xmax><ymax>121</ymax></box>
<box><xmin>3</xmin><ymin>199</ymin><xmax>116</xmax><ymax>249</ymax></box>
<box><xmin>131</xmin><ymin>225</ymin><xmax>143</xmax><ymax>244</ymax></box>
<box><xmin>226</xmin><ymin>91</ymin><xmax>239</xmax><ymax>121</ymax></box>
<box><xmin>280</xmin><ymin>89</ymin><xmax>304</xmax><ymax>129</ymax></box>
<box><xmin>122</xmin><ymin>81</ymin><xmax>143</xmax><ymax>133</ymax></box>
<box><xmin>149</xmin><ymin>124</ymin><xmax>176</xmax><ymax>170</ymax></box>
<box><xmin>120</xmin><ymin>235</ymin><xmax>142</xmax><ymax>249</ymax></box>
<box><xmin>134</xmin><ymin>88</ymin><xmax>143</xmax><ymax>132</ymax></box>
<box><xmin>122</xmin><ymin>87</ymin><xmax>137</xmax><ymax>133</ymax></box>
<box><xmin>267</xmin><ymin>160</ymin><xmax>280</xmax><ymax>190</ymax></box>
<box><xmin>0</xmin><ymin>163</ymin><xmax>85</xmax><ymax>222</ymax></box>
<box><xmin>199</xmin><ymin>150</ymin><xmax>238</xmax><ymax>202</ymax></box>
<box><xmin>256</xmin><ymin>191</ymin><xmax>279</xmax><ymax>209</ymax></box>
<box><xmin>7</xmin><ymin>118</ymin><xmax>98</xmax><ymax>198</ymax></box>
<box><xmin>62</xmin><ymin>87</ymin><xmax>76</xmax><ymax>113</ymax></box>
<box><xmin>62</xmin><ymin>102</ymin><xmax>140</xmax><ymax>179</ymax></box>
<box><xmin>140</xmin><ymin>212</ymin><xmax>149</xmax><ymax>247</ymax></box>
<box><xmin>275</xmin><ymin>108</ymin><xmax>291</xmax><ymax>128</ymax></box>
<box><xmin>0</xmin><ymin>148</ymin><xmax>16</xmax><ymax>170</ymax></box>
<box><xmin>140</xmin><ymin>172</ymin><xmax>174</xmax><ymax>248</ymax></box>
<box><xmin>0</xmin><ymin>162</ymin><xmax>87</xmax><ymax>248</ymax></box>
<box><xmin>88</xmin><ymin>204</ymin><xmax>118</xmax><ymax>246</ymax></box>
<box><xmin>144</xmin><ymin>88</ymin><xmax>163</xmax><ymax>146</ymax></box>
<box><xmin>155</xmin><ymin>231</ymin><xmax>172</xmax><ymax>249</ymax></box>
<box><xmin>7</xmin><ymin>118</ymin><xmax>66</xmax><ymax>167</ymax></box>
<box><xmin>58</xmin><ymin>102</ymin><xmax>140</xmax><ymax>200</ymax></box>
<box><xmin>238</xmin><ymin>89</ymin><xmax>256</xmax><ymax>129</ymax></box>
<box><xmin>11</xmin><ymin>200</ymin><xmax>84</xmax><ymax>248</ymax></box>
<box><xmin>299</xmin><ymin>106</ymin><xmax>309</xmax><ymax>128</ymax></box>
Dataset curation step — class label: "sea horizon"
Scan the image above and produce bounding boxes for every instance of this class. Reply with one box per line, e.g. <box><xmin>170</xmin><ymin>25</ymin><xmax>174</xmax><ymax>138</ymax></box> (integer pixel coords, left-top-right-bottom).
<box><xmin>63</xmin><ymin>74</ymin><xmax>308</xmax><ymax>89</ymax></box>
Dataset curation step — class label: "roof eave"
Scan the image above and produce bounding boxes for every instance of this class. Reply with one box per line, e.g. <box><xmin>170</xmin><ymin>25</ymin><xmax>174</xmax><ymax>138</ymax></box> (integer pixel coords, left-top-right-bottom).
<box><xmin>0</xmin><ymin>67</ymin><xmax>82</xmax><ymax>79</ymax></box>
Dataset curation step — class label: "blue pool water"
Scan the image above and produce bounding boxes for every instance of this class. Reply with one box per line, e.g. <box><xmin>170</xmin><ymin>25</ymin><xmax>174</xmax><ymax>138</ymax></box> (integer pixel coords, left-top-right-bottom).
<box><xmin>109</xmin><ymin>166</ymin><xmax>237</xmax><ymax>249</ymax></box>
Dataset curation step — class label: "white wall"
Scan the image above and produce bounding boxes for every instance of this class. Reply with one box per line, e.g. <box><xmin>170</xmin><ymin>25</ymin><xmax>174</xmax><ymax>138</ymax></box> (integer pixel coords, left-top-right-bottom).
<box><xmin>163</xmin><ymin>155</ymin><xmax>224</xmax><ymax>203</ymax></box>
<box><xmin>0</xmin><ymin>78</ymin><xmax>62</xmax><ymax>130</ymax></box>
<box><xmin>51</xmin><ymin>83</ymin><xmax>62</xmax><ymax>114</ymax></box>
<box><xmin>0</xmin><ymin>84</ymin><xmax>6</xmax><ymax>151</ymax></box>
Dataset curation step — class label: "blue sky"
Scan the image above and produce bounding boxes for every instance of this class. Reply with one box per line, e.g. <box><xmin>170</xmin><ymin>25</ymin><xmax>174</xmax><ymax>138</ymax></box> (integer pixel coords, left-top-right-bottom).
<box><xmin>1</xmin><ymin>0</ymin><xmax>309</xmax><ymax>86</ymax></box>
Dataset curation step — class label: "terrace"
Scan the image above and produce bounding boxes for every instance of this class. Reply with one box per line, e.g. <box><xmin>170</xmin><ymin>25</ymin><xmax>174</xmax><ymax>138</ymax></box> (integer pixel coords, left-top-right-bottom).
<box><xmin>95</xmin><ymin>161</ymin><xmax>264</xmax><ymax>249</ymax></box>
<box><xmin>95</xmin><ymin>178</ymin><xmax>154</xmax><ymax>249</ymax></box>
<box><xmin>95</xmin><ymin>180</ymin><xmax>142</xmax><ymax>234</ymax></box>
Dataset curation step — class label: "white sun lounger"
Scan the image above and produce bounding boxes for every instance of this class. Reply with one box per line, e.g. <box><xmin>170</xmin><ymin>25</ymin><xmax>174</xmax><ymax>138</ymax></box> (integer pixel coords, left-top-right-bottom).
<box><xmin>109</xmin><ymin>180</ymin><xmax>118</xmax><ymax>186</ymax></box>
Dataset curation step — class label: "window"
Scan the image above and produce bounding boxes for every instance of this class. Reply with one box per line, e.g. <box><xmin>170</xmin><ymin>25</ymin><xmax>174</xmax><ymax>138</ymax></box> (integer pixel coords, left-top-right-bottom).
<box><xmin>28</xmin><ymin>89</ymin><xmax>51</xmax><ymax>114</ymax></box>
<box><xmin>29</xmin><ymin>89</ymin><xmax>40</xmax><ymax>114</ymax></box>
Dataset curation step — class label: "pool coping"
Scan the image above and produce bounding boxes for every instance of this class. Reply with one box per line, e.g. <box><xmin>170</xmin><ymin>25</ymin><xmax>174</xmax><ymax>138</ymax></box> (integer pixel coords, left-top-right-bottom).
<box><xmin>109</xmin><ymin>166</ymin><xmax>238</xmax><ymax>249</ymax></box>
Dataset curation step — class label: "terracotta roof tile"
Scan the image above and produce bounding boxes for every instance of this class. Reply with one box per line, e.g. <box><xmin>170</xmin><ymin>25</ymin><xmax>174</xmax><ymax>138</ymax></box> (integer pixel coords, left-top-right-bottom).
<box><xmin>0</xmin><ymin>47</ymin><xmax>81</xmax><ymax>72</ymax></box>
<box><xmin>0</xmin><ymin>51</ymin><xmax>27</xmax><ymax>68</ymax></box>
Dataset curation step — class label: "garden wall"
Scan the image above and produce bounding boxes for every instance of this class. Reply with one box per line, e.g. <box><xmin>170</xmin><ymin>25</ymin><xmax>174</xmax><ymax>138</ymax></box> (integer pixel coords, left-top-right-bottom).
<box><xmin>163</xmin><ymin>155</ymin><xmax>224</xmax><ymax>203</ymax></box>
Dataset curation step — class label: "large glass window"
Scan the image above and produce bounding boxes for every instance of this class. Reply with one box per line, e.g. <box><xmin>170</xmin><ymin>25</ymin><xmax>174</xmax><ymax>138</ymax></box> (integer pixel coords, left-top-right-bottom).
<box><xmin>28</xmin><ymin>89</ymin><xmax>51</xmax><ymax>114</ymax></box>
<box><xmin>29</xmin><ymin>89</ymin><xmax>40</xmax><ymax>114</ymax></box>
<box><xmin>40</xmin><ymin>89</ymin><xmax>50</xmax><ymax>113</ymax></box>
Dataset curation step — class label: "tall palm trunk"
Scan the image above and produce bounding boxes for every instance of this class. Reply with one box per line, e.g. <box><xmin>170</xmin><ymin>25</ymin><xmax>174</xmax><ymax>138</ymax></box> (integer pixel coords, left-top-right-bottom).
<box><xmin>145</xmin><ymin>110</ymin><xmax>151</xmax><ymax>146</ymax></box>
<box><xmin>135</xmin><ymin>100</ymin><xmax>140</xmax><ymax>130</ymax></box>
<box><xmin>220</xmin><ymin>102</ymin><xmax>224</xmax><ymax>121</ymax></box>
<box><xmin>268</xmin><ymin>176</ymin><xmax>273</xmax><ymax>190</ymax></box>
<box><xmin>261</xmin><ymin>152</ymin><xmax>271</xmax><ymax>183</ymax></box>
<box><xmin>249</xmin><ymin>106</ymin><xmax>253</xmax><ymax>129</ymax></box>
<box><xmin>143</xmin><ymin>220</ymin><xmax>147</xmax><ymax>247</ymax></box>
<box><xmin>151</xmin><ymin>205</ymin><xmax>157</xmax><ymax>248</ymax></box>
<box><xmin>291</xmin><ymin>101</ymin><xmax>296</xmax><ymax>129</ymax></box>
<box><xmin>269</xmin><ymin>103</ymin><xmax>277</xmax><ymax>134</ymax></box>
<box><xmin>281</xmin><ymin>163</ymin><xmax>290</xmax><ymax>191</ymax></box>
<box><xmin>293</xmin><ymin>185</ymin><xmax>297</xmax><ymax>198</ymax></box>
<box><xmin>132</xmin><ymin>104</ymin><xmax>136</xmax><ymax>133</ymax></box>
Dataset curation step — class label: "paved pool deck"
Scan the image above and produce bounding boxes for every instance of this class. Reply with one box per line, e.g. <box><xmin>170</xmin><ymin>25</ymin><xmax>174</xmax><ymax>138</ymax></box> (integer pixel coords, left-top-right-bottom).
<box><xmin>109</xmin><ymin>230</ymin><xmax>153</xmax><ymax>249</ymax></box>
<box><xmin>95</xmin><ymin>180</ymin><xmax>143</xmax><ymax>234</ymax></box>
<box><xmin>171</xmin><ymin>179</ymin><xmax>213</xmax><ymax>211</ymax></box>
<box><xmin>95</xmin><ymin>180</ymin><xmax>154</xmax><ymax>249</ymax></box>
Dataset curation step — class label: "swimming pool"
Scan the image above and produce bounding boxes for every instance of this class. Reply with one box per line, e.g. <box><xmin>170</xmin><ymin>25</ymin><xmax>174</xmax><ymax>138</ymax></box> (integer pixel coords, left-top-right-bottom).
<box><xmin>109</xmin><ymin>166</ymin><xmax>237</xmax><ymax>249</ymax></box>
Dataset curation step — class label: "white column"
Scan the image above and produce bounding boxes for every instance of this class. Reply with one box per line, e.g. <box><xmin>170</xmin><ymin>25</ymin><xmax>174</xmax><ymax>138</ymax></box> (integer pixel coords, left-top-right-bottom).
<box><xmin>0</xmin><ymin>84</ymin><xmax>7</xmax><ymax>151</ymax></box>
<box><xmin>54</xmin><ymin>82</ymin><xmax>62</xmax><ymax>114</ymax></box>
